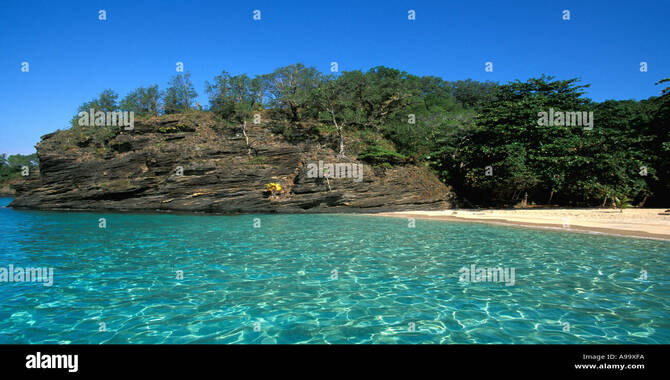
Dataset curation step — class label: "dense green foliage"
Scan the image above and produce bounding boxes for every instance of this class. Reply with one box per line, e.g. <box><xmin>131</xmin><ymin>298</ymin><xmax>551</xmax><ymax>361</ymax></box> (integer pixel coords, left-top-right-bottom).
<box><xmin>61</xmin><ymin>66</ymin><xmax>669</xmax><ymax>207</ymax></box>
<box><xmin>78</xmin><ymin>89</ymin><xmax>119</xmax><ymax>114</ymax></box>
<box><xmin>163</xmin><ymin>73</ymin><xmax>198</xmax><ymax>114</ymax></box>
<box><xmin>0</xmin><ymin>153</ymin><xmax>38</xmax><ymax>185</ymax></box>
<box><xmin>436</xmin><ymin>77</ymin><xmax>669</xmax><ymax>207</ymax></box>
<box><xmin>206</xmin><ymin>71</ymin><xmax>263</xmax><ymax>125</ymax></box>
<box><xmin>120</xmin><ymin>85</ymin><xmax>160</xmax><ymax>117</ymax></box>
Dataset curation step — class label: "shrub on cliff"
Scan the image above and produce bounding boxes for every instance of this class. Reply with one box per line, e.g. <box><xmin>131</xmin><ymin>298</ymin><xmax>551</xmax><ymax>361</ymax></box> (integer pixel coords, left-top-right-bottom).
<box><xmin>357</xmin><ymin>146</ymin><xmax>409</xmax><ymax>166</ymax></box>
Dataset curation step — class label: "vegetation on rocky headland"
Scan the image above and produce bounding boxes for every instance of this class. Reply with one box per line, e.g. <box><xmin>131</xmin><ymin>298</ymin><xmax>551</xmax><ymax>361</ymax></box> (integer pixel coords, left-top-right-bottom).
<box><xmin>6</xmin><ymin>64</ymin><xmax>669</xmax><ymax>208</ymax></box>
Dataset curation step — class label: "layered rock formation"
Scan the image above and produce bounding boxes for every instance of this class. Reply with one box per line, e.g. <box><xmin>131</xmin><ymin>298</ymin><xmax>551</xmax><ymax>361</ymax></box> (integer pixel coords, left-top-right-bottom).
<box><xmin>10</xmin><ymin>113</ymin><xmax>453</xmax><ymax>213</ymax></box>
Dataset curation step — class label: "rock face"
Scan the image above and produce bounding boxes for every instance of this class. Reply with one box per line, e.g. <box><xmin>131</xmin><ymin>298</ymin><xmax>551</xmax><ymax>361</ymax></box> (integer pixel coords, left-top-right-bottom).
<box><xmin>10</xmin><ymin>113</ymin><xmax>453</xmax><ymax>213</ymax></box>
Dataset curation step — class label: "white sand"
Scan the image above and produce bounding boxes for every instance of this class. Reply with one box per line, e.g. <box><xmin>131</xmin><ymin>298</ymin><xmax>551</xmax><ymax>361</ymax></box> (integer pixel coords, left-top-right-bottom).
<box><xmin>372</xmin><ymin>208</ymin><xmax>670</xmax><ymax>240</ymax></box>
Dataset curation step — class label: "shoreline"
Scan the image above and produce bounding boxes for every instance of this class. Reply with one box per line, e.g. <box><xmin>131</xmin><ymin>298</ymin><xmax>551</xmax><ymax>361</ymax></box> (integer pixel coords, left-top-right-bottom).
<box><xmin>368</xmin><ymin>209</ymin><xmax>670</xmax><ymax>241</ymax></box>
<box><xmin>5</xmin><ymin>199</ymin><xmax>670</xmax><ymax>241</ymax></box>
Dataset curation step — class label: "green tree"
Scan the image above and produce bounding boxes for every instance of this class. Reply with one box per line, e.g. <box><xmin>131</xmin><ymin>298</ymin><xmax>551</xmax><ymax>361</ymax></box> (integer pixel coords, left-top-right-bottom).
<box><xmin>0</xmin><ymin>153</ymin><xmax>38</xmax><ymax>184</ymax></box>
<box><xmin>656</xmin><ymin>78</ymin><xmax>670</xmax><ymax>96</ymax></box>
<box><xmin>646</xmin><ymin>81</ymin><xmax>670</xmax><ymax>205</ymax></box>
<box><xmin>359</xmin><ymin>67</ymin><xmax>418</xmax><ymax>132</ymax></box>
<box><xmin>206</xmin><ymin>71</ymin><xmax>264</xmax><ymax>156</ymax></box>
<box><xmin>70</xmin><ymin>89</ymin><xmax>119</xmax><ymax>128</ymax></box>
<box><xmin>449</xmin><ymin>76</ymin><xmax>593</xmax><ymax>205</ymax></box>
<box><xmin>448</xmin><ymin>79</ymin><xmax>500</xmax><ymax>109</ymax></box>
<box><xmin>262</xmin><ymin>63</ymin><xmax>323</xmax><ymax>121</ymax></box>
<box><xmin>163</xmin><ymin>73</ymin><xmax>198</xmax><ymax>114</ymax></box>
<box><xmin>120</xmin><ymin>85</ymin><xmax>160</xmax><ymax>117</ymax></box>
<box><xmin>83</xmin><ymin>89</ymin><xmax>119</xmax><ymax>113</ymax></box>
<box><xmin>311</xmin><ymin>75</ymin><xmax>353</xmax><ymax>157</ymax></box>
<box><xmin>388</xmin><ymin>75</ymin><xmax>472</xmax><ymax>161</ymax></box>
<box><xmin>206</xmin><ymin>71</ymin><xmax>262</xmax><ymax>122</ymax></box>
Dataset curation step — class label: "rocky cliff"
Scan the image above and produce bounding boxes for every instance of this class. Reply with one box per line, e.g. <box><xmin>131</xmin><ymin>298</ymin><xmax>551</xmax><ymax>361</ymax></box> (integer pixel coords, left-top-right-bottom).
<box><xmin>10</xmin><ymin>113</ymin><xmax>453</xmax><ymax>213</ymax></box>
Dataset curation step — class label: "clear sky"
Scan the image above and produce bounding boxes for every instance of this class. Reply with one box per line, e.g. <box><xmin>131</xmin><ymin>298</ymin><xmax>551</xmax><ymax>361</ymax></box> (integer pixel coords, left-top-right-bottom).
<box><xmin>1</xmin><ymin>0</ymin><xmax>668</xmax><ymax>155</ymax></box>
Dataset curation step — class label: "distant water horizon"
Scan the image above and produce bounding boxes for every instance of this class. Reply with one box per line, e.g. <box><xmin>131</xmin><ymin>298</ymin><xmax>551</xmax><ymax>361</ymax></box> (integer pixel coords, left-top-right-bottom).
<box><xmin>1</xmin><ymin>197</ymin><xmax>668</xmax><ymax>344</ymax></box>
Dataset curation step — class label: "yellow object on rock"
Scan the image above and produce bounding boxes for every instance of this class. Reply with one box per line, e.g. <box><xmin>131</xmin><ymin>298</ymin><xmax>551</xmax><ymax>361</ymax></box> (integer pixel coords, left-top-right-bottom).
<box><xmin>265</xmin><ymin>183</ymin><xmax>282</xmax><ymax>192</ymax></box>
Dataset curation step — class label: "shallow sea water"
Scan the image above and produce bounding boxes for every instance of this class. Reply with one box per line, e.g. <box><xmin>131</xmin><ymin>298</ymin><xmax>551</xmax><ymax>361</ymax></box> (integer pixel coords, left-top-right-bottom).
<box><xmin>1</xmin><ymin>198</ymin><xmax>668</xmax><ymax>343</ymax></box>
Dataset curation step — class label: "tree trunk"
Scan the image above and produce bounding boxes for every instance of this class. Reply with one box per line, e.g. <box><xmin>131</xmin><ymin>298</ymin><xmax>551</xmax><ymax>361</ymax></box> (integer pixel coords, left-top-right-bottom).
<box><xmin>338</xmin><ymin>131</ymin><xmax>345</xmax><ymax>158</ymax></box>
<box><xmin>511</xmin><ymin>190</ymin><xmax>519</xmax><ymax>202</ymax></box>
<box><xmin>638</xmin><ymin>195</ymin><xmax>648</xmax><ymax>208</ymax></box>
<box><xmin>242</xmin><ymin>120</ymin><xmax>251</xmax><ymax>157</ymax></box>
<box><xmin>330</xmin><ymin>109</ymin><xmax>346</xmax><ymax>158</ymax></box>
<box><xmin>290</xmin><ymin>103</ymin><xmax>299</xmax><ymax>122</ymax></box>
<box><xmin>547</xmin><ymin>190</ymin><xmax>554</xmax><ymax>205</ymax></box>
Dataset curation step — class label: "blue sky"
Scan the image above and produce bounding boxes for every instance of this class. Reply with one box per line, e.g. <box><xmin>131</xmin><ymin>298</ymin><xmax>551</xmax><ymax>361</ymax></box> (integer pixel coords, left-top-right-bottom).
<box><xmin>1</xmin><ymin>0</ymin><xmax>668</xmax><ymax>155</ymax></box>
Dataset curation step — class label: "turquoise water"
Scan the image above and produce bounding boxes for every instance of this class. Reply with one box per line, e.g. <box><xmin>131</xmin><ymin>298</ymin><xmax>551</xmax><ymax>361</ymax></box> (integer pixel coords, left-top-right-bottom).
<box><xmin>1</xmin><ymin>197</ymin><xmax>668</xmax><ymax>344</ymax></box>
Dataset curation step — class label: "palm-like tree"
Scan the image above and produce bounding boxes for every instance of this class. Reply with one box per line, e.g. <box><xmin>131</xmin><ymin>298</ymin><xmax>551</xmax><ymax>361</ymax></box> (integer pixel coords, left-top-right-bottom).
<box><xmin>613</xmin><ymin>196</ymin><xmax>632</xmax><ymax>213</ymax></box>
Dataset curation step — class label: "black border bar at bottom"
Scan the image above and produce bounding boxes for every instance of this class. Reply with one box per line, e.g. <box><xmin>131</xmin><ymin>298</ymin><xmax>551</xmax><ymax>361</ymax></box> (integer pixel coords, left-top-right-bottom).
<box><xmin>0</xmin><ymin>344</ymin><xmax>664</xmax><ymax>377</ymax></box>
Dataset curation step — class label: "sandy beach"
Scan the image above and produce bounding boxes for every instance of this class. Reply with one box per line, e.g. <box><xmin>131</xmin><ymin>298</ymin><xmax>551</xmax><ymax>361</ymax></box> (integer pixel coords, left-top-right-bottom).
<box><xmin>371</xmin><ymin>208</ymin><xmax>670</xmax><ymax>241</ymax></box>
